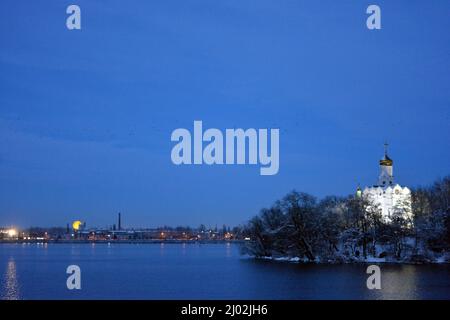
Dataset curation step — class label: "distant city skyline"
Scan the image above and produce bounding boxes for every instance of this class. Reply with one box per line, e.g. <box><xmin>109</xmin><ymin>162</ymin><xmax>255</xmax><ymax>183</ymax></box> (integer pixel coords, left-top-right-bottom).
<box><xmin>1</xmin><ymin>0</ymin><xmax>449</xmax><ymax>228</ymax></box>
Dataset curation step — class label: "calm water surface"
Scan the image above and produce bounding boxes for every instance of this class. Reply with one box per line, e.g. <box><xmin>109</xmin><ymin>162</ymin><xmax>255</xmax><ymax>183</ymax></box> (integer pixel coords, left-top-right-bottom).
<box><xmin>1</xmin><ymin>243</ymin><xmax>449</xmax><ymax>300</ymax></box>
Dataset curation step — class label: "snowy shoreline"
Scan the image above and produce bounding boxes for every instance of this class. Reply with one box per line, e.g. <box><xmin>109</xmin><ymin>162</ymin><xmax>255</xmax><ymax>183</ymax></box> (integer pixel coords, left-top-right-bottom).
<box><xmin>247</xmin><ymin>254</ymin><xmax>450</xmax><ymax>265</ymax></box>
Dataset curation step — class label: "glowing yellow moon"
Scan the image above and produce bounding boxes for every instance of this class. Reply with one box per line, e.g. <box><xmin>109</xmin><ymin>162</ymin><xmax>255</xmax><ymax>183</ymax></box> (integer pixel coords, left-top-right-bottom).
<box><xmin>72</xmin><ymin>220</ymin><xmax>83</xmax><ymax>231</ymax></box>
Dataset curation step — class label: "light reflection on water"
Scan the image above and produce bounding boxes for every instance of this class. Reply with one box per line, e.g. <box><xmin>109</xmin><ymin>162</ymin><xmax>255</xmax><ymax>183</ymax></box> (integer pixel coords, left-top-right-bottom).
<box><xmin>225</xmin><ymin>242</ymin><xmax>232</xmax><ymax>258</ymax></box>
<box><xmin>370</xmin><ymin>265</ymin><xmax>419</xmax><ymax>300</ymax></box>
<box><xmin>2</xmin><ymin>258</ymin><xmax>20</xmax><ymax>300</ymax></box>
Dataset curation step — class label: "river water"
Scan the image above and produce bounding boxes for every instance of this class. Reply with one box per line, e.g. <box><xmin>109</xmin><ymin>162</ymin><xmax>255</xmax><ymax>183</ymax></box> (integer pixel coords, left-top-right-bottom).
<box><xmin>1</xmin><ymin>243</ymin><xmax>449</xmax><ymax>300</ymax></box>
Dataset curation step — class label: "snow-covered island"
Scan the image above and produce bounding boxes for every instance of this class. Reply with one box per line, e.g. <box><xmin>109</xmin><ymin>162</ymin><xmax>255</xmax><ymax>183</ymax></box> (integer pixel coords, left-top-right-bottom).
<box><xmin>242</xmin><ymin>148</ymin><xmax>450</xmax><ymax>264</ymax></box>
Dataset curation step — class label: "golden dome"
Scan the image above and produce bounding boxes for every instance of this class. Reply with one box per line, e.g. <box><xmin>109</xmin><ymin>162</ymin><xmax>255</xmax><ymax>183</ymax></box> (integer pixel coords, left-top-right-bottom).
<box><xmin>380</xmin><ymin>154</ymin><xmax>393</xmax><ymax>166</ymax></box>
<box><xmin>380</xmin><ymin>142</ymin><xmax>393</xmax><ymax>166</ymax></box>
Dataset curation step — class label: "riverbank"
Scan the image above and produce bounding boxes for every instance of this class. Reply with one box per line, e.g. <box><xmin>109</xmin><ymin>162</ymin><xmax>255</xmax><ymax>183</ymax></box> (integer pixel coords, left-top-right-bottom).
<box><xmin>0</xmin><ymin>239</ymin><xmax>246</xmax><ymax>244</ymax></box>
<box><xmin>3</xmin><ymin>240</ymin><xmax>448</xmax><ymax>264</ymax></box>
<box><xmin>250</xmin><ymin>253</ymin><xmax>450</xmax><ymax>265</ymax></box>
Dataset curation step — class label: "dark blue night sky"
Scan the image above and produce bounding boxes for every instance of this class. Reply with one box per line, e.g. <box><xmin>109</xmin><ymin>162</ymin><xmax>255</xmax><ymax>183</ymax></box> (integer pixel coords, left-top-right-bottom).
<box><xmin>1</xmin><ymin>0</ymin><xmax>449</xmax><ymax>228</ymax></box>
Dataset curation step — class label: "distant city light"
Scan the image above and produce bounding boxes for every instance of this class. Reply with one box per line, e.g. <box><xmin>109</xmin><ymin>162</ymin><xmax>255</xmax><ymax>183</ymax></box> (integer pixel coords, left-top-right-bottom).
<box><xmin>0</xmin><ymin>223</ymin><xmax>243</xmax><ymax>242</ymax></box>
<box><xmin>8</xmin><ymin>229</ymin><xmax>17</xmax><ymax>237</ymax></box>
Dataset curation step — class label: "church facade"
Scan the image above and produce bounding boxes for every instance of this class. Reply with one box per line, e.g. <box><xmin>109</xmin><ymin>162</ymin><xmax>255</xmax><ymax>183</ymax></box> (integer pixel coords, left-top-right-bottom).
<box><xmin>359</xmin><ymin>145</ymin><xmax>413</xmax><ymax>222</ymax></box>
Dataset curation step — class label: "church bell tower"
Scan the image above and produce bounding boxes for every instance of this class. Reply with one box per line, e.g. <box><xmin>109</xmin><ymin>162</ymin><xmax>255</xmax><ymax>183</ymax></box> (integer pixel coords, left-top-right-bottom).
<box><xmin>378</xmin><ymin>143</ymin><xmax>394</xmax><ymax>187</ymax></box>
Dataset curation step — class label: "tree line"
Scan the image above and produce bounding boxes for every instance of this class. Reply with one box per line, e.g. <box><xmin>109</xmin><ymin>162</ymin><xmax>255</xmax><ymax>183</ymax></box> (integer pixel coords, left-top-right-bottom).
<box><xmin>242</xmin><ymin>176</ymin><xmax>450</xmax><ymax>263</ymax></box>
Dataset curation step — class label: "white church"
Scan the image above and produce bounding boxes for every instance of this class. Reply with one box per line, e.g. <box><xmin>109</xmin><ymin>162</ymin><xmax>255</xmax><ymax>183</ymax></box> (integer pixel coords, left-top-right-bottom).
<box><xmin>357</xmin><ymin>144</ymin><xmax>413</xmax><ymax>222</ymax></box>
